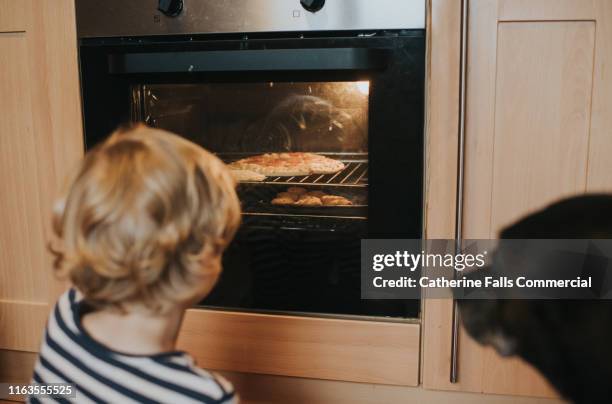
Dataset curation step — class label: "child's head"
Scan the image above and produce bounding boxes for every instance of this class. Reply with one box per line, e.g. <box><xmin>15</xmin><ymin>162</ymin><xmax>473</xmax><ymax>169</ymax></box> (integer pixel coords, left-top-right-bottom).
<box><xmin>51</xmin><ymin>125</ymin><xmax>241</xmax><ymax>313</ymax></box>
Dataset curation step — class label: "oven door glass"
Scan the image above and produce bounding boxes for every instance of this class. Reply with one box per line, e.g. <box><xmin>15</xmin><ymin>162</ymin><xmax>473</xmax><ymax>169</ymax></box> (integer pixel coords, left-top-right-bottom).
<box><xmin>136</xmin><ymin>80</ymin><xmax>402</xmax><ymax>317</ymax></box>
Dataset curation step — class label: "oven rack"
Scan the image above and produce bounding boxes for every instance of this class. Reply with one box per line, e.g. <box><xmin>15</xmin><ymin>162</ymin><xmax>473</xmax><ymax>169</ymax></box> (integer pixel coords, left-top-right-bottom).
<box><xmin>222</xmin><ymin>152</ymin><xmax>368</xmax><ymax>187</ymax></box>
<box><xmin>261</xmin><ymin>160</ymin><xmax>367</xmax><ymax>187</ymax></box>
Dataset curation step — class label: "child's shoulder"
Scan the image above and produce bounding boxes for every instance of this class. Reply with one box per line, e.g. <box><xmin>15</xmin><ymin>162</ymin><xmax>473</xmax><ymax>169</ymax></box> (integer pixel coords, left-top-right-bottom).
<box><xmin>151</xmin><ymin>354</ymin><xmax>237</xmax><ymax>403</ymax></box>
<box><xmin>48</xmin><ymin>289</ymin><xmax>237</xmax><ymax>403</ymax></box>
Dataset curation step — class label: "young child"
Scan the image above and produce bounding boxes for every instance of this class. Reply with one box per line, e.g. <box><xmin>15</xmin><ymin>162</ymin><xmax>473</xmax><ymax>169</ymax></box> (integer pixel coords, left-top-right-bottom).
<box><xmin>29</xmin><ymin>125</ymin><xmax>241</xmax><ymax>403</ymax></box>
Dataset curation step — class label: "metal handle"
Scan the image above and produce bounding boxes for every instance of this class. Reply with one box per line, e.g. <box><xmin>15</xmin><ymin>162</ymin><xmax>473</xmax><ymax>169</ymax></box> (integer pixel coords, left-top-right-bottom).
<box><xmin>450</xmin><ymin>0</ymin><xmax>470</xmax><ymax>384</ymax></box>
<box><xmin>108</xmin><ymin>48</ymin><xmax>389</xmax><ymax>74</ymax></box>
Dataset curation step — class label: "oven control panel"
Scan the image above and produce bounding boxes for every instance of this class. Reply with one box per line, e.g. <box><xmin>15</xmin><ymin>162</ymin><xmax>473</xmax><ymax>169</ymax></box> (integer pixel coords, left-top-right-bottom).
<box><xmin>76</xmin><ymin>0</ymin><xmax>425</xmax><ymax>38</ymax></box>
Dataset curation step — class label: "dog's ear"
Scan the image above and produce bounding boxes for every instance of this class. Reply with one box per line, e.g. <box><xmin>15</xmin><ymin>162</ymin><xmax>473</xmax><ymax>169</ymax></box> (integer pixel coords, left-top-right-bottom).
<box><xmin>500</xmin><ymin>194</ymin><xmax>612</xmax><ymax>238</ymax></box>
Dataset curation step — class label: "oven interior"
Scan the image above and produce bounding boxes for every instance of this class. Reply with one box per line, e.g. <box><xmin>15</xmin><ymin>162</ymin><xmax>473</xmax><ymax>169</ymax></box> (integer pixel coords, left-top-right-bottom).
<box><xmin>137</xmin><ymin>81</ymin><xmax>369</xmax><ymax>216</ymax></box>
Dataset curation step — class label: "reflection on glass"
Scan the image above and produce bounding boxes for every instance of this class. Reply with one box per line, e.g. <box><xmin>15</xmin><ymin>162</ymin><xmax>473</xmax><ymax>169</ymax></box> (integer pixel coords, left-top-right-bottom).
<box><xmin>139</xmin><ymin>82</ymin><xmax>369</xmax><ymax>154</ymax></box>
<box><xmin>355</xmin><ymin>81</ymin><xmax>370</xmax><ymax>95</ymax></box>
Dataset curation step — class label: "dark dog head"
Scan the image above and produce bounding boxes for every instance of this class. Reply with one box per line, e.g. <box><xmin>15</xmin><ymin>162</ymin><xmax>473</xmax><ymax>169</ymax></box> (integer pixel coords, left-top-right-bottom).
<box><xmin>459</xmin><ymin>195</ymin><xmax>612</xmax><ymax>404</ymax></box>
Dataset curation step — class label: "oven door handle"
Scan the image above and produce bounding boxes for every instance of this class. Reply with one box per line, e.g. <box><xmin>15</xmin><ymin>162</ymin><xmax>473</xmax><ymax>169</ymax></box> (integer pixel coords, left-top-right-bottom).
<box><xmin>108</xmin><ymin>48</ymin><xmax>389</xmax><ymax>74</ymax></box>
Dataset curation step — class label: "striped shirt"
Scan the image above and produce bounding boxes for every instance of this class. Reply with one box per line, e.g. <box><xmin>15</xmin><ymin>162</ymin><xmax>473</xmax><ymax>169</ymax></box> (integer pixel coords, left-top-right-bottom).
<box><xmin>29</xmin><ymin>289</ymin><xmax>238</xmax><ymax>404</ymax></box>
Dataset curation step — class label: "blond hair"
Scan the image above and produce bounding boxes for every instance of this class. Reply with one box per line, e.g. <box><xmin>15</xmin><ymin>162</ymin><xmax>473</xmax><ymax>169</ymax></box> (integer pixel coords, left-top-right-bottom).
<box><xmin>51</xmin><ymin>125</ymin><xmax>241</xmax><ymax>313</ymax></box>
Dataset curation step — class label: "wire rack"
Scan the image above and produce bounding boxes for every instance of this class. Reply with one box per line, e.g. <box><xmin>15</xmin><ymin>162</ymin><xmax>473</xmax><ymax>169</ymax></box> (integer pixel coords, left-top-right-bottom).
<box><xmin>263</xmin><ymin>160</ymin><xmax>367</xmax><ymax>187</ymax></box>
<box><xmin>223</xmin><ymin>152</ymin><xmax>368</xmax><ymax>187</ymax></box>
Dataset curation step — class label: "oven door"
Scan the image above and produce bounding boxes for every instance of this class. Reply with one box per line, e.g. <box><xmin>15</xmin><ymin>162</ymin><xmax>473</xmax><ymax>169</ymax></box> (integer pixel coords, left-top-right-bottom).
<box><xmin>79</xmin><ymin>32</ymin><xmax>425</xmax><ymax>318</ymax></box>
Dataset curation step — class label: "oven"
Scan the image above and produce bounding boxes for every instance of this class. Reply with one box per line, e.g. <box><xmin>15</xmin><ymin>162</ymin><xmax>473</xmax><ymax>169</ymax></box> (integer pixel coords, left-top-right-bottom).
<box><xmin>76</xmin><ymin>0</ymin><xmax>425</xmax><ymax>320</ymax></box>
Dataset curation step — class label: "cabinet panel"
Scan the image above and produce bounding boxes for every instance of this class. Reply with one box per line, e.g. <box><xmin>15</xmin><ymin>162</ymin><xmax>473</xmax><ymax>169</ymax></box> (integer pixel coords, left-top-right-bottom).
<box><xmin>463</xmin><ymin>0</ymin><xmax>609</xmax><ymax>396</ymax></box>
<box><xmin>490</xmin><ymin>21</ymin><xmax>595</xmax><ymax>234</ymax></box>
<box><xmin>423</xmin><ymin>0</ymin><xmax>612</xmax><ymax>398</ymax></box>
<box><xmin>423</xmin><ymin>0</ymin><xmax>461</xmax><ymax>240</ymax></box>
<box><xmin>0</xmin><ymin>33</ymin><xmax>49</xmax><ymax>304</ymax></box>
<box><xmin>421</xmin><ymin>0</ymin><xmax>462</xmax><ymax>390</ymax></box>
<box><xmin>178</xmin><ymin>310</ymin><xmax>420</xmax><ymax>386</ymax></box>
<box><xmin>463</xmin><ymin>3</ymin><xmax>607</xmax><ymax>241</ymax></box>
<box><xmin>0</xmin><ymin>14</ymin><xmax>54</xmax><ymax>353</ymax></box>
<box><xmin>585</xmin><ymin>0</ymin><xmax>612</xmax><ymax>191</ymax></box>
<box><xmin>0</xmin><ymin>0</ymin><xmax>83</xmax><ymax>352</ymax></box>
<box><xmin>0</xmin><ymin>0</ymin><xmax>27</xmax><ymax>32</ymax></box>
<box><xmin>498</xmin><ymin>0</ymin><xmax>596</xmax><ymax>21</ymax></box>
<box><xmin>0</xmin><ymin>301</ymin><xmax>49</xmax><ymax>351</ymax></box>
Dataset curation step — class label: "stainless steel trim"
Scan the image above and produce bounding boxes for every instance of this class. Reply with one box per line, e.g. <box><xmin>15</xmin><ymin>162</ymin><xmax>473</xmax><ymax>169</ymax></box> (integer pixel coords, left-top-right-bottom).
<box><xmin>76</xmin><ymin>0</ymin><xmax>425</xmax><ymax>38</ymax></box>
<box><xmin>198</xmin><ymin>305</ymin><xmax>421</xmax><ymax>324</ymax></box>
<box><xmin>451</xmin><ymin>0</ymin><xmax>469</xmax><ymax>384</ymax></box>
<box><xmin>242</xmin><ymin>212</ymin><xmax>367</xmax><ymax>220</ymax></box>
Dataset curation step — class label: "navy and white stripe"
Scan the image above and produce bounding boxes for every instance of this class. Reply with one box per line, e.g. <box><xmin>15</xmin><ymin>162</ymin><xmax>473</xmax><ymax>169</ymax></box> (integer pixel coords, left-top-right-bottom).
<box><xmin>29</xmin><ymin>289</ymin><xmax>237</xmax><ymax>404</ymax></box>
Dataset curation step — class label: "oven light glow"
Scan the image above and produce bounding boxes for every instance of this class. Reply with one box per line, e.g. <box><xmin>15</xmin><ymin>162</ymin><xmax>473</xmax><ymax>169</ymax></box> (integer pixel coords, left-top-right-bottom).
<box><xmin>355</xmin><ymin>81</ymin><xmax>370</xmax><ymax>95</ymax></box>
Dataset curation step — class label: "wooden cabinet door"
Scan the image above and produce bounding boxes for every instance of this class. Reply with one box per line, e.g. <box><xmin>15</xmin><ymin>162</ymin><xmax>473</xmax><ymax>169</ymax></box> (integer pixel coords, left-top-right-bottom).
<box><xmin>423</xmin><ymin>0</ymin><xmax>612</xmax><ymax>397</ymax></box>
<box><xmin>0</xmin><ymin>0</ymin><xmax>83</xmax><ymax>352</ymax></box>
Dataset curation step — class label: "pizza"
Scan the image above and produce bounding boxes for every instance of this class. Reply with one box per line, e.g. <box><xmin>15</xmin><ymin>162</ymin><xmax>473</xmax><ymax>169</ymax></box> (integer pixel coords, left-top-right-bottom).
<box><xmin>229</xmin><ymin>153</ymin><xmax>345</xmax><ymax>177</ymax></box>
<box><xmin>229</xmin><ymin>169</ymin><xmax>267</xmax><ymax>182</ymax></box>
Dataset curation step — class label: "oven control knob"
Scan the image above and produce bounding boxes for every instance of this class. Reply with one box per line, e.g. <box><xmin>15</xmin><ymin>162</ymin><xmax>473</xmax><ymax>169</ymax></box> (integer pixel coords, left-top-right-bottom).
<box><xmin>158</xmin><ymin>0</ymin><xmax>183</xmax><ymax>17</ymax></box>
<box><xmin>300</xmin><ymin>0</ymin><xmax>326</xmax><ymax>13</ymax></box>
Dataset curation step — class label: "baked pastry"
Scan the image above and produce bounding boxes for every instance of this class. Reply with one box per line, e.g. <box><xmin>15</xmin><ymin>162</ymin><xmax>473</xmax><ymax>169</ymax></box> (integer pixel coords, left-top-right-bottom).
<box><xmin>306</xmin><ymin>191</ymin><xmax>327</xmax><ymax>198</ymax></box>
<box><xmin>321</xmin><ymin>195</ymin><xmax>353</xmax><ymax>206</ymax></box>
<box><xmin>287</xmin><ymin>187</ymin><xmax>308</xmax><ymax>196</ymax></box>
<box><xmin>271</xmin><ymin>187</ymin><xmax>352</xmax><ymax>207</ymax></box>
<box><xmin>272</xmin><ymin>197</ymin><xmax>296</xmax><ymax>206</ymax></box>
<box><xmin>277</xmin><ymin>192</ymin><xmax>299</xmax><ymax>201</ymax></box>
<box><xmin>295</xmin><ymin>196</ymin><xmax>323</xmax><ymax>206</ymax></box>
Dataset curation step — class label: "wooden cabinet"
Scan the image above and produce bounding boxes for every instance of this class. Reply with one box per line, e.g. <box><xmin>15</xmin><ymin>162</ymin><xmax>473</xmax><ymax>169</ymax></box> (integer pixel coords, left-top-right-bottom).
<box><xmin>177</xmin><ymin>310</ymin><xmax>420</xmax><ymax>386</ymax></box>
<box><xmin>463</xmin><ymin>0</ymin><xmax>612</xmax><ymax>237</ymax></box>
<box><xmin>0</xmin><ymin>0</ymin><xmax>83</xmax><ymax>352</ymax></box>
<box><xmin>423</xmin><ymin>0</ymin><xmax>612</xmax><ymax>397</ymax></box>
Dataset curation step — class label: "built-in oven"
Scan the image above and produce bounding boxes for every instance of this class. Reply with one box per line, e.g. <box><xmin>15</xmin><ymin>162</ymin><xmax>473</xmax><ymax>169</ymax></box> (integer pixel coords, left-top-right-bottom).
<box><xmin>76</xmin><ymin>0</ymin><xmax>425</xmax><ymax>319</ymax></box>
